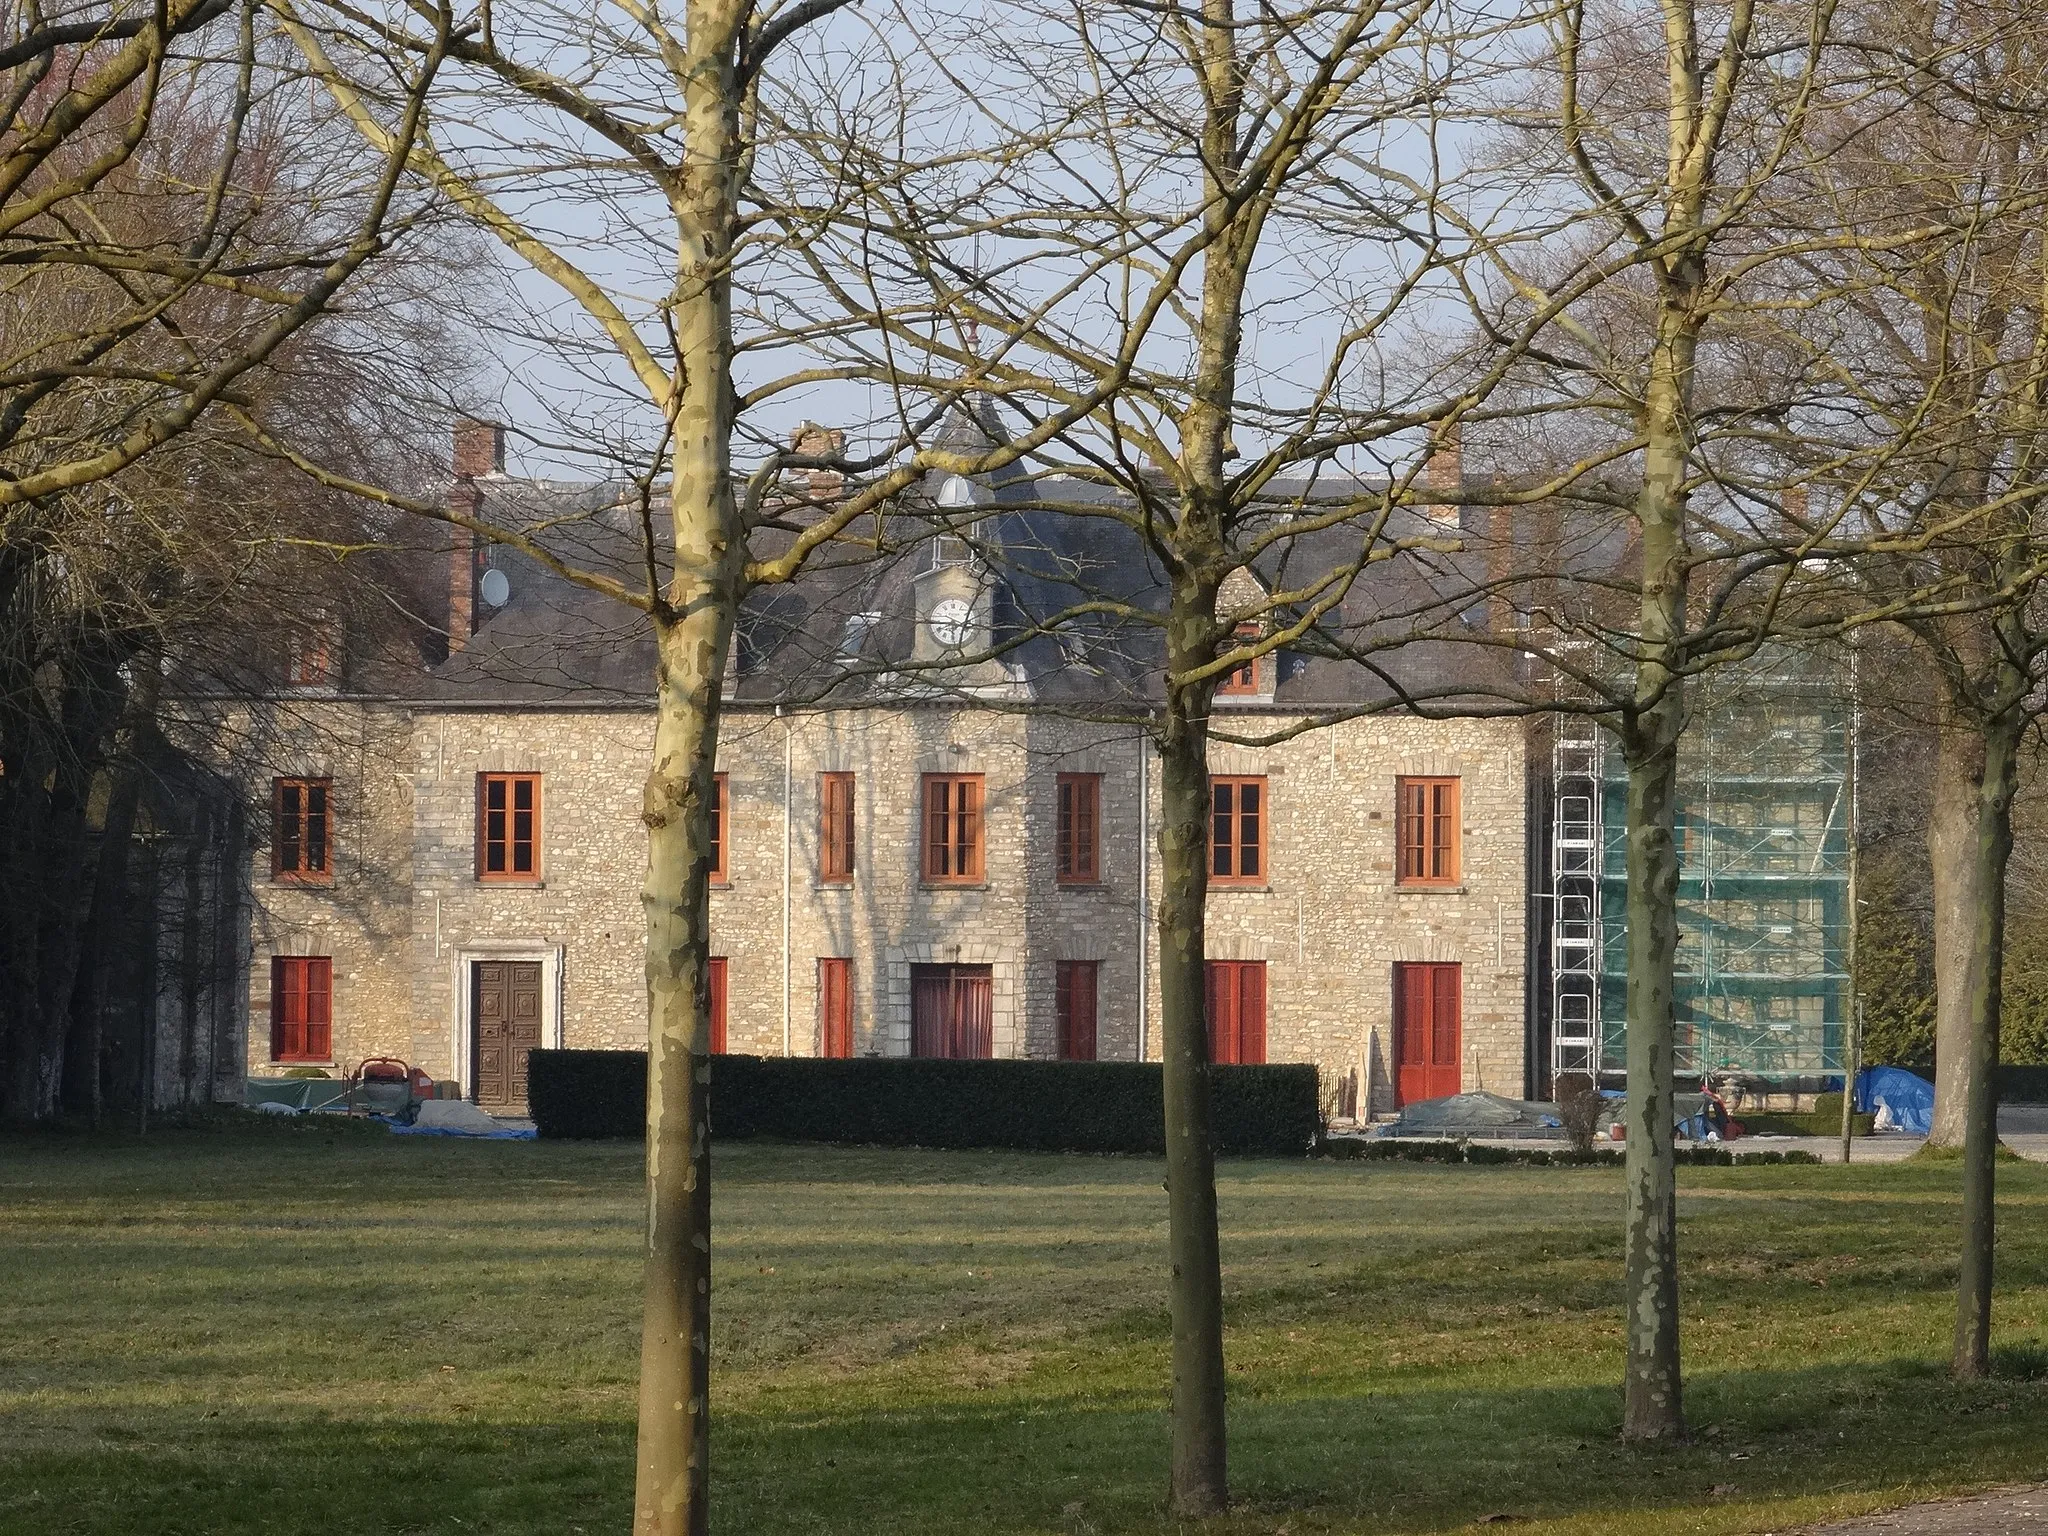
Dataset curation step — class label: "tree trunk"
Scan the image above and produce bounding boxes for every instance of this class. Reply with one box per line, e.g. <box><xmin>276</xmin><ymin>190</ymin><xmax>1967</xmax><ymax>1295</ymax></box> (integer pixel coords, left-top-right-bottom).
<box><xmin>633</xmin><ymin>7</ymin><xmax>744</xmax><ymax>1528</ymax></box>
<box><xmin>1953</xmin><ymin>710</ymin><xmax>2019</xmax><ymax>1378</ymax></box>
<box><xmin>1155</xmin><ymin>693</ymin><xmax>1227</xmax><ymax>1516</ymax></box>
<box><xmin>1930</xmin><ymin>716</ymin><xmax>1996</xmax><ymax>1149</ymax></box>
<box><xmin>1620</xmin><ymin>718</ymin><xmax>1684</xmax><ymax>1438</ymax></box>
<box><xmin>1619</xmin><ymin>297</ymin><xmax>1693</xmax><ymax>1443</ymax></box>
<box><xmin>634</xmin><ymin>612</ymin><xmax>731</xmax><ymax>1536</ymax></box>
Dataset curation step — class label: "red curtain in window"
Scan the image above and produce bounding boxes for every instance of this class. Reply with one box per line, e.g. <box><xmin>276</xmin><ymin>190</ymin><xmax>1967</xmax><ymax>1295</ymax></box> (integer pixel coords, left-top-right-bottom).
<box><xmin>1204</xmin><ymin>961</ymin><xmax>1266</xmax><ymax>1064</ymax></box>
<box><xmin>911</xmin><ymin>965</ymin><xmax>993</xmax><ymax>1058</ymax></box>
<box><xmin>1057</xmin><ymin>960</ymin><xmax>1098</xmax><ymax>1060</ymax></box>
<box><xmin>819</xmin><ymin>958</ymin><xmax>853</xmax><ymax>1057</ymax></box>
<box><xmin>270</xmin><ymin>956</ymin><xmax>332</xmax><ymax>1062</ymax></box>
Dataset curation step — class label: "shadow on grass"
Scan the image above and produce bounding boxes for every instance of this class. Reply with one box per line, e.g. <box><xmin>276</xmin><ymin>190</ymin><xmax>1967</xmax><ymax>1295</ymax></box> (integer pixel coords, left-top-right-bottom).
<box><xmin>10</xmin><ymin>1356</ymin><xmax>2048</xmax><ymax>1536</ymax></box>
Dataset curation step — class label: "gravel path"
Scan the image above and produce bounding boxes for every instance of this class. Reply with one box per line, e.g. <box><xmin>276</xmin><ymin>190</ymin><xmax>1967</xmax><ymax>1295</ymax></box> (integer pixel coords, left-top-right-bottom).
<box><xmin>1797</xmin><ymin>1487</ymin><xmax>2048</xmax><ymax>1533</ymax></box>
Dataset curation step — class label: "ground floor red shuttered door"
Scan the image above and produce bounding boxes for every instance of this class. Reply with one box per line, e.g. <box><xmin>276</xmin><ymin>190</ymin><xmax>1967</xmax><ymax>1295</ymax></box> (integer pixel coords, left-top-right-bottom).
<box><xmin>819</xmin><ymin>958</ymin><xmax>853</xmax><ymax>1058</ymax></box>
<box><xmin>1393</xmin><ymin>961</ymin><xmax>1461</xmax><ymax>1105</ymax></box>
<box><xmin>910</xmin><ymin>964</ymin><xmax>993</xmax><ymax>1058</ymax></box>
<box><xmin>709</xmin><ymin>956</ymin><xmax>728</xmax><ymax>1054</ymax></box>
<box><xmin>1204</xmin><ymin>961</ymin><xmax>1267</xmax><ymax>1065</ymax></box>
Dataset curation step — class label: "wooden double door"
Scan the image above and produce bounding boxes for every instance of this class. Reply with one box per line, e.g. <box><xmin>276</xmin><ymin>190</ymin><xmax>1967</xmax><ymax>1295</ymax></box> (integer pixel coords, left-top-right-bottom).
<box><xmin>1205</xmin><ymin>961</ymin><xmax>1267</xmax><ymax>1065</ymax></box>
<box><xmin>1393</xmin><ymin>962</ymin><xmax>1461</xmax><ymax>1106</ymax></box>
<box><xmin>474</xmin><ymin>960</ymin><xmax>544</xmax><ymax>1109</ymax></box>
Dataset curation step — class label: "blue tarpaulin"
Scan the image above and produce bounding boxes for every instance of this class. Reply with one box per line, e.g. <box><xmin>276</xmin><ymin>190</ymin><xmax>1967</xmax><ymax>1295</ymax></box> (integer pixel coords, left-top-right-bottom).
<box><xmin>384</xmin><ymin>1122</ymin><xmax>536</xmax><ymax>1140</ymax></box>
<box><xmin>1854</xmin><ymin>1066</ymin><xmax>1934</xmax><ymax>1136</ymax></box>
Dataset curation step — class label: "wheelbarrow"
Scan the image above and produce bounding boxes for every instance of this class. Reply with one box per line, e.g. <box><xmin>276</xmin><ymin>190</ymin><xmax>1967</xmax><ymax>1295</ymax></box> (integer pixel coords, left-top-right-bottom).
<box><xmin>349</xmin><ymin>1057</ymin><xmax>419</xmax><ymax>1123</ymax></box>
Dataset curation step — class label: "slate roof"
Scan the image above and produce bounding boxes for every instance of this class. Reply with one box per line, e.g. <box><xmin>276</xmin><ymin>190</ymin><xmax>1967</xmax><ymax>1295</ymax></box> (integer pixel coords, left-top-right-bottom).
<box><xmin>398</xmin><ymin>400</ymin><xmax>1534</xmax><ymax>714</ymax></box>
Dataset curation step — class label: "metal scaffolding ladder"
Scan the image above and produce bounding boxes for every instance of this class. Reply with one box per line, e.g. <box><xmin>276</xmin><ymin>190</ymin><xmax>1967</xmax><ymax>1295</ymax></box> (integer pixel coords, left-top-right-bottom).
<box><xmin>1552</xmin><ymin>720</ymin><xmax>1603</xmax><ymax>1080</ymax></box>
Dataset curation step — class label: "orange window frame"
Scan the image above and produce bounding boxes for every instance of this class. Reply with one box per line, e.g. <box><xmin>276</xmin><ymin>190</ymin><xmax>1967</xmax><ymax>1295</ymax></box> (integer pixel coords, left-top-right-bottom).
<box><xmin>819</xmin><ymin>772</ymin><xmax>855</xmax><ymax>884</ymax></box>
<box><xmin>476</xmin><ymin>772</ymin><xmax>542</xmax><ymax>881</ymax></box>
<box><xmin>273</xmin><ymin>777</ymin><xmax>333</xmax><ymax>882</ymax></box>
<box><xmin>270</xmin><ymin>955</ymin><xmax>332</xmax><ymax>1062</ymax></box>
<box><xmin>709</xmin><ymin>773</ymin><xmax>731</xmax><ymax>884</ymax></box>
<box><xmin>1056</xmin><ymin>772</ymin><xmax>1101</xmax><ymax>884</ymax></box>
<box><xmin>1396</xmin><ymin>776</ymin><xmax>1461</xmax><ymax>886</ymax></box>
<box><xmin>921</xmin><ymin>773</ymin><xmax>985</xmax><ymax>883</ymax></box>
<box><xmin>1209</xmin><ymin>775</ymin><xmax>1267</xmax><ymax>885</ymax></box>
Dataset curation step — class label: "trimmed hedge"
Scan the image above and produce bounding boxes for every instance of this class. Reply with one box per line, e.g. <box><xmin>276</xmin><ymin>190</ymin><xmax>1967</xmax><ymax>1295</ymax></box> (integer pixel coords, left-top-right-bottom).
<box><xmin>528</xmin><ymin>1050</ymin><xmax>1321</xmax><ymax>1156</ymax></box>
<box><xmin>2001</xmin><ymin>1066</ymin><xmax>2048</xmax><ymax>1104</ymax></box>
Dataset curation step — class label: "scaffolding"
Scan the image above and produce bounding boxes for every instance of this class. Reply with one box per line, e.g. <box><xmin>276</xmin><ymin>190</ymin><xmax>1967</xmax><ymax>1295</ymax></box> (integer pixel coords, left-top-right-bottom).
<box><xmin>1549</xmin><ymin>649</ymin><xmax>1854</xmax><ymax>1085</ymax></box>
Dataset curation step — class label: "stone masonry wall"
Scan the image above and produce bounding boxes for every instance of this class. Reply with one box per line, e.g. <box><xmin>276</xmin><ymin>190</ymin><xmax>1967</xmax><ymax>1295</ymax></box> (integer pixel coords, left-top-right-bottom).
<box><xmin>236</xmin><ymin>698</ymin><xmax>416</xmax><ymax>1076</ymax></box>
<box><xmin>252</xmin><ymin>700</ymin><xmax>1528</xmax><ymax>1110</ymax></box>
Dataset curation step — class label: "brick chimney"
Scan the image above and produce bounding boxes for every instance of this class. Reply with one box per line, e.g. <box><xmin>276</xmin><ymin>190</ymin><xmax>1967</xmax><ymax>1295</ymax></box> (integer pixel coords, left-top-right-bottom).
<box><xmin>453</xmin><ymin>418</ymin><xmax>504</xmax><ymax>479</ymax></box>
<box><xmin>446</xmin><ymin>420</ymin><xmax>500</xmax><ymax>653</ymax></box>
<box><xmin>1422</xmin><ymin>421</ymin><xmax>1461</xmax><ymax>525</ymax></box>
<box><xmin>791</xmin><ymin>421</ymin><xmax>846</xmax><ymax>498</ymax></box>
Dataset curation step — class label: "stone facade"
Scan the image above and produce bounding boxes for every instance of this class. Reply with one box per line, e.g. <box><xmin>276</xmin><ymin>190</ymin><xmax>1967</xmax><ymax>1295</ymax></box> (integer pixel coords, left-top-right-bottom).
<box><xmin>241</xmin><ymin>696</ymin><xmax>1528</xmax><ymax>1114</ymax></box>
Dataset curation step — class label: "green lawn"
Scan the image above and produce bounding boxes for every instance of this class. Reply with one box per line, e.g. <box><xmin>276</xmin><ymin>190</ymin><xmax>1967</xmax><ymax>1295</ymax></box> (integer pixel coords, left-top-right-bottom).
<box><xmin>6</xmin><ymin>1125</ymin><xmax>2048</xmax><ymax>1536</ymax></box>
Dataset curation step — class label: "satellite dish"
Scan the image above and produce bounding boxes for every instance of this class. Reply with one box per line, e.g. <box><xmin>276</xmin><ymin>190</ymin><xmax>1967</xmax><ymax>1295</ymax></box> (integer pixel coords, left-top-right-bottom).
<box><xmin>936</xmin><ymin>474</ymin><xmax>975</xmax><ymax>508</ymax></box>
<box><xmin>479</xmin><ymin>568</ymin><xmax>511</xmax><ymax>607</ymax></box>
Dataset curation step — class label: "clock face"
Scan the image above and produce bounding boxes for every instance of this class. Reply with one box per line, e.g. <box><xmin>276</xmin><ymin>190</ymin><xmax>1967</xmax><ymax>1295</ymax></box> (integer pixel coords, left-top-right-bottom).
<box><xmin>928</xmin><ymin>598</ymin><xmax>973</xmax><ymax>649</ymax></box>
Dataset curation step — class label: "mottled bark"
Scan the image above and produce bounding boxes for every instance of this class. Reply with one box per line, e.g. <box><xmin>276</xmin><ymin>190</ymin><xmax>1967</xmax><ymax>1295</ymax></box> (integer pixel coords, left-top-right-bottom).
<box><xmin>1620</xmin><ymin>298</ymin><xmax>1693</xmax><ymax>1444</ymax></box>
<box><xmin>1620</xmin><ymin>721</ymin><xmax>1683</xmax><ymax>1437</ymax></box>
<box><xmin>1952</xmin><ymin>711</ymin><xmax>2018</xmax><ymax>1378</ymax></box>
<box><xmin>632</xmin><ymin>9</ymin><xmax>745</xmax><ymax>1532</ymax></box>
<box><xmin>1155</xmin><ymin>683</ymin><xmax>1226</xmax><ymax>1516</ymax></box>
<box><xmin>1929</xmin><ymin>718</ymin><xmax>1995</xmax><ymax>1150</ymax></box>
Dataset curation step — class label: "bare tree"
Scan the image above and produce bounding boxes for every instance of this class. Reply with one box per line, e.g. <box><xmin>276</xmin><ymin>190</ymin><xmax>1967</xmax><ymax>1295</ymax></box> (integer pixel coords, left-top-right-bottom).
<box><xmin>268</xmin><ymin>4</ymin><xmax>1146</xmax><ymax>1529</ymax></box>
<box><xmin>1460</xmin><ymin>0</ymin><xmax>1858</xmax><ymax>1440</ymax></box>
<box><xmin>0</xmin><ymin>6</ymin><xmax>448</xmax><ymax>1121</ymax></box>
<box><xmin>756</xmin><ymin>0</ymin><xmax>1577</xmax><ymax>1508</ymax></box>
<box><xmin>1781</xmin><ymin>0</ymin><xmax>2048</xmax><ymax>1376</ymax></box>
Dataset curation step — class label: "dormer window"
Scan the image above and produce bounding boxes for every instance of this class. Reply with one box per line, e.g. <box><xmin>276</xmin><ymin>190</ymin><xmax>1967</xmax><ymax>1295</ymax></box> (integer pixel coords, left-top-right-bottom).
<box><xmin>838</xmin><ymin>611</ymin><xmax>880</xmax><ymax>660</ymax></box>
<box><xmin>284</xmin><ymin>613</ymin><xmax>340</xmax><ymax>688</ymax></box>
<box><xmin>1215</xmin><ymin>625</ymin><xmax>1266</xmax><ymax>698</ymax></box>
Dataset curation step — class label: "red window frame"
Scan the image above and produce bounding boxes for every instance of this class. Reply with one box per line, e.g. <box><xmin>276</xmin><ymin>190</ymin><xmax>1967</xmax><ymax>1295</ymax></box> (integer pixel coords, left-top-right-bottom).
<box><xmin>819</xmin><ymin>957</ymin><xmax>853</xmax><ymax>1057</ymax></box>
<box><xmin>709</xmin><ymin>773</ymin><xmax>730</xmax><ymax>884</ymax></box>
<box><xmin>1396</xmin><ymin>776</ymin><xmax>1461</xmax><ymax>886</ymax></box>
<box><xmin>1209</xmin><ymin>775</ymin><xmax>1267</xmax><ymax>885</ymax></box>
<box><xmin>1204</xmin><ymin>960</ymin><xmax>1267</xmax><ymax>1065</ymax></box>
<box><xmin>284</xmin><ymin>617</ymin><xmax>338</xmax><ymax>687</ymax></box>
<box><xmin>921</xmin><ymin>773</ymin><xmax>985</xmax><ymax>883</ymax></box>
<box><xmin>273</xmin><ymin>777</ymin><xmax>333</xmax><ymax>883</ymax></box>
<box><xmin>270</xmin><ymin>956</ymin><xmax>332</xmax><ymax>1062</ymax></box>
<box><xmin>1057</xmin><ymin>772</ymin><xmax>1101</xmax><ymax>885</ymax></box>
<box><xmin>819</xmin><ymin>772</ymin><xmax>855</xmax><ymax>884</ymax></box>
<box><xmin>709</xmin><ymin>955</ymin><xmax>729</xmax><ymax>1054</ymax></box>
<box><xmin>1215</xmin><ymin>625</ymin><xmax>1264</xmax><ymax>696</ymax></box>
<box><xmin>477</xmin><ymin>773</ymin><xmax>542</xmax><ymax>881</ymax></box>
<box><xmin>1056</xmin><ymin>960</ymin><xmax>1098</xmax><ymax>1060</ymax></box>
